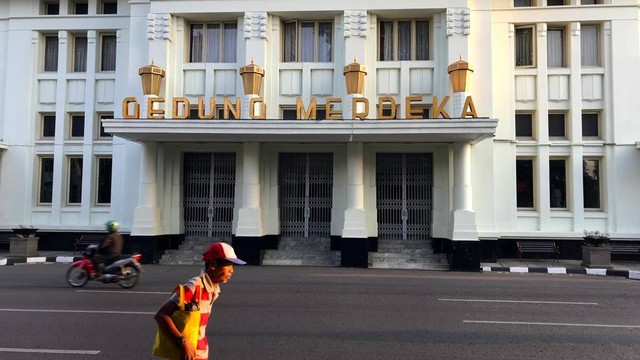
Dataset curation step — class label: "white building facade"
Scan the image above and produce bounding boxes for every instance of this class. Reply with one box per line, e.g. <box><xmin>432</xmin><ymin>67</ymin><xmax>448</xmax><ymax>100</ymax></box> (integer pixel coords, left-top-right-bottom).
<box><xmin>0</xmin><ymin>0</ymin><xmax>638</xmax><ymax>269</ymax></box>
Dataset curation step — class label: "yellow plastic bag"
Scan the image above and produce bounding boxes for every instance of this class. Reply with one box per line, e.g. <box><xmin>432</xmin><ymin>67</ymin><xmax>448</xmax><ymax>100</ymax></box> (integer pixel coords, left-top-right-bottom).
<box><xmin>152</xmin><ymin>284</ymin><xmax>201</xmax><ymax>359</ymax></box>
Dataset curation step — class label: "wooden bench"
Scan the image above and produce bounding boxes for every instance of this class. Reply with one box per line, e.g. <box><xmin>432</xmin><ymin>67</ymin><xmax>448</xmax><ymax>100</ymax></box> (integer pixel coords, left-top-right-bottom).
<box><xmin>73</xmin><ymin>234</ymin><xmax>105</xmax><ymax>254</ymax></box>
<box><xmin>610</xmin><ymin>243</ymin><xmax>640</xmax><ymax>257</ymax></box>
<box><xmin>516</xmin><ymin>241</ymin><xmax>560</xmax><ymax>260</ymax></box>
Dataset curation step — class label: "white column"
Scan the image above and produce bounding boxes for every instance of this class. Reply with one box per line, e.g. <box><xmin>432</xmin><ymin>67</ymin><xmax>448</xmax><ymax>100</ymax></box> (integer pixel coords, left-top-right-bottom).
<box><xmin>452</xmin><ymin>92</ymin><xmax>468</xmax><ymax>119</ymax></box>
<box><xmin>342</xmin><ymin>142</ymin><xmax>367</xmax><ymax>238</ymax></box>
<box><xmin>132</xmin><ymin>142</ymin><xmax>162</xmax><ymax>235</ymax></box>
<box><xmin>450</xmin><ymin>142</ymin><xmax>478</xmax><ymax>240</ymax></box>
<box><xmin>236</xmin><ymin>142</ymin><xmax>264</xmax><ymax>236</ymax></box>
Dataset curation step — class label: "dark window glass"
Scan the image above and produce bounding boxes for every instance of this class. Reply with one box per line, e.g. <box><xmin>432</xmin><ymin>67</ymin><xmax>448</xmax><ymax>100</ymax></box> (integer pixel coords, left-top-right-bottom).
<box><xmin>547</xmin><ymin>0</ymin><xmax>564</xmax><ymax>5</ymax></box>
<box><xmin>583</xmin><ymin>159</ymin><xmax>600</xmax><ymax>209</ymax></box>
<box><xmin>516</xmin><ymin>159</ymin><xmax>534</xmax><ymax>208</ymax></box>
<box><xmin>282</xmin><ymin>109</ymin><xmax>296</xmax><ymax>120</ymax></box>
<box><xmin>515</xmin><ymin>0</ymin><xmax>532</xmax><ymax>6</ymax></box>
<box><xmin>581</xmin><ymin>0</ymin><xmax>598</xmax><ymax>4</ymax></box>
<box><xmin>73</xmin><ymin>36</ymin><xmax>87</xmax><ymax>72</ymax></box>
<box><xmin>44</xmin><ymin>36</ymin><xmax>59</xmax><ymax>72</ymax></box>
<box><xmin>516</xmin><ymin>113</ymin><xmax>533</xmax><ymax>137</ymax></box>
<box><xmin>415</xmin><ymin>21</ymin><xmax>429</xmax><ymax>60</ymax></box>
<box><xmin>74</xmin><ymin>2</ymin><xmax>88</xmax><ymax>14</ymax></box>
<box><xmin>101</xmin><ymin>35</ymin><xmax>117</xmax><ymax>71</ymax></box>
<box><xmin>97</xmin><ymin>158</ymin><xmax>112</xmax><ymax>204</ymax></box>
<box><xmin>39</xmin><ymin>157</ymin><xmax>54</xmax><ymax>203</ymax></box>
<box><xmin>102</xmin><ymin>1</ymin><xmax>117</xmax><ymax>14</ymax></box>
<box><xmin>549</xmin><ymin>159</ymin><xmax>567</xmax><ymax>208</ymax></box>
<box><xmin>71</xmin><ymin>115</ymin><xmax>84</xmax><ymax>138</ymax></box>
<box><xmin>515</xmin><ymin>27</ymin><xmax>534</xmax><ymax>66</ymax></box>
<box><xmin>68</xmin><ymin>157</ymin><xmax>83</xmax><ymax>204</ymax></box>
<box><xmin>45</xmin><ymin>2</ymin><xmax>59</xmax><ymax>15</ymax></box>
<box><xmin>42</xmin><ymin>115</ymin><xmax>56</xmax><ymax>138</ymax></box>
<box><xmin>316</xmin><ymin>108</ymin><xmax>327</xmax><ymax>120</ymax></box>
<box><xmin>99</xmin><ymin>114</ymin><xmax>113</xmax><ymax>138</ymax></box>
<box><xmin>421</xmin><ymin>107</ymin><xmax>430</xmax><ymax>119</ymax></box>
<box><xmin>582</xmin><ymin>113</ymin><xmax>599</xmax><ymax>137</ymax></box>
<box><xmin>548</xmin><ymin>113</ymin><xmax>565</xmax><ymax>137</ymax></box>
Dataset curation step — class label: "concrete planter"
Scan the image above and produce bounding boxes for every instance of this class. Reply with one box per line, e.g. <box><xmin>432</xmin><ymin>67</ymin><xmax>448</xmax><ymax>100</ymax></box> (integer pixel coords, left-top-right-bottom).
<box><xmin>581</xmin><ymin>245</ymin><xmax>611</xmax><ymax>268</ymax></box>
<box><xmin>10</xmin><ymin>236</ymin><xmax>39</xmax><ymax>257</ymax></box>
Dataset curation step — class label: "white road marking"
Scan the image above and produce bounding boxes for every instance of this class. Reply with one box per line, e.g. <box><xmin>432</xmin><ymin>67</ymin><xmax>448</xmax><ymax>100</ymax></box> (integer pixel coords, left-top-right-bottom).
<box><xmin>547</xmin><ymin>267</ymin><xmax>567</xmax><ymax>274</ymax></box>
<box><xmin>0</xmin><ymin>347</ymin><xmax>100</xmax><ymax>355</ymax></box>
<box><xmin>629</xmin><ymin>271</ymin><xmax>640</xmax><ymax>280</ymax></box>
<box><xmin>586</xmin><ymin>268</ymin><xmax>607</xmax><ymax>276</ymax></box>
<box><xmin>464</xmin><ymin>320</ymin><xmax>640</xmax><ymax>329</ymax></box>
<box><xmin>510</xmin><ymin>267</ymin><xmax>528</xmax><ymax>273</ymax></box>
<box><xmin>439</xmin><ymin>298</ymin><xmax>599</xmax><ymax>305</ymax></box>
<box><xmin>26</xmin><ymin>257</ymin><xmax>47</xmax><ymax>264</ymax></box>
<box><xmin>77</xmin><ymin>289</ymin><xmax>170</xmax><ymax>295</ymax></box>
<box><xmin>0</xmin><ymin>308</ymin><xmax>154</xmax><ymax>315</ymax></box>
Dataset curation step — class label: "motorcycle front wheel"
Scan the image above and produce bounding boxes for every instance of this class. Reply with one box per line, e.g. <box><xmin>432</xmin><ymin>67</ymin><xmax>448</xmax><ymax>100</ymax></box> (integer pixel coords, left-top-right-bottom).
<box><xmin>118</xmin><ymin>265</ymin><xmax>140</xmax><ymax>289</ymax></box>
<box><xmin>66</xmin><ymin>265</ymin><xmax>89</xmax><ymax>287</ymax></box>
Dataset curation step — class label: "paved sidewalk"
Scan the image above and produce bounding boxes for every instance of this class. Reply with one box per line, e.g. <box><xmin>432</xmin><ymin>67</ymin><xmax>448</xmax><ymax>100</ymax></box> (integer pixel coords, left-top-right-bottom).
<box><xmin>481</xmin><ymin>258</ymin><xmax>640</xmax><ymax>280</ymax></box>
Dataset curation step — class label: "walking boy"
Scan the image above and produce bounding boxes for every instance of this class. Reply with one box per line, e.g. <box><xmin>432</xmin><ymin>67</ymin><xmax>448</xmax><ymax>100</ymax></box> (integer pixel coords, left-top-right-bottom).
<box><xmin>154</xmin><ymin>242</ymin><xmax>246</xmax><ymax>360</ymax></box>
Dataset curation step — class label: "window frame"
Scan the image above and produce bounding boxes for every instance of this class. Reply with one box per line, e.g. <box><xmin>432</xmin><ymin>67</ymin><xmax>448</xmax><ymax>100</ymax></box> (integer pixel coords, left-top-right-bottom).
<box><xmin>549</xmin><ymin>158</ymin><xmax>569</xmax><ymax>210</ymax></box>
<box><xmin>71</xmin><ymin>33</ymin><xmax>88</xmax><ymax>72</ymax></box>
<box><xmin>282</xmin><ymin>20</ymin><xmax>334</xmax><ymax>63</ymax></box>
<box><xmin>377</xmin><ymin>18</ymin><xmax>430</xmax><ymax>62</ymax></box>
<box><xmin>582</xmin><ymin>157</ymin><xmax>602</xmax><ymax>211</ymax></box>
<box><xmin>43</xmin><ymin>34</ymin><xmax>59</xmax><ymax>72</ymax></box>
<box><xmin>95</xmin><ymin>156</ymin><xmax>113</xmax><ymax>205</ymax></box>
<box><xmin>515</xmin><ymin>25</ymin><xmax>536</xmax><ymax>67</ymax></box>
<box><xmin>97</xmin><ymin>113</ymin><xmax>114</xmax><ymax>139</ymax></box>
<box><xmin>188</xmin><ymin>21</ymin><xmax>238</xmax><ymax>63</ymax></box>
<box><xmin>547</xmin><ymin>27</ymin><xmax>566</xmax><ymax>68</ymax></box>
<box><xmin>68</xmin><ymin>113</ymin><xmax>85</xmax><ymax>139</ymax></box>
<box><xmin>70</xmin><ymin>1</ymin><xmax>88</xmax><ymax>15</ymax></box>
<box><xmin>581</xmin><ymin>112</ymin><xmax>601</xmax><ymax>140</ymax></box>
<box><xmin>42</xmin><ymin>1</ymin><xmax>60</xmax><ymax>15</ymax></box>
<box><xmin>547</xmin><ymin>0</ymin><xmax>565</xmax><ymax>6</ymax></box>
<box><xmin>515</xmin><ymin>112</ymin><xmax>535</xmax><ymax>139</ymax></box>
<box><xmin>40</xmin><ymin>113</ymin><xmax>56</xmax><ymax>139</ymax></box>
<box><xmin>99</xmin><ymin>33</ymin><xmax>117</xmax><ymax>72</ymax></box>
<box><xmin>516</xmin><ymin>157</ymin><xmax>537</xmax><ymax>210</ymax></box>
<box><xmin>99</xmin><ymin>0</ymin><xmax>117</xmax><ymax>14</ymax></box>
<box><xmin>581</xmin><ymin>24</ymin><xmax>600</xmax><ymax>67</ymax></box>
<box><xmin>67</xmin><ymin>156</ymin><xmax>83</xmax><ymax>205</ymax></box>
<box><xmin>514</xmin><ymin>0</ymin><xmax>536</xmax><ymax>7</ymax></box>
<box><xmin>38</xmin><ymin>156</ymin><xmax>55</xmax><ymax>205</ymax></box>
<box><xmin>548</xmin><ymin>112</ymin><xmax>567</xmax><ymax>139</ymax></box>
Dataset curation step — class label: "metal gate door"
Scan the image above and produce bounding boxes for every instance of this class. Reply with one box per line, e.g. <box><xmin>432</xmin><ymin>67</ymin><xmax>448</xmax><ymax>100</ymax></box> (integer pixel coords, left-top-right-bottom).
<box><xmin>279</xmin><ymin>153</ymin><xmax>333</xmax><ymax>237</ymax></box>
<box><xmin>183</xmin><ymin>153</ymin><xmax>236</xmax><ymax>239</ymax></box>
<box><xmin>376</xmin><ymin>153</ymin><xmax>432</xmax><ymax>240</ymax></box>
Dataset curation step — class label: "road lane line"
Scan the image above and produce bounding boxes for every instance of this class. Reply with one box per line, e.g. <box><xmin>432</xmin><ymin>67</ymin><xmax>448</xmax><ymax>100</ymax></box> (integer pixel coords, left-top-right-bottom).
<box><xmin>0</xmin><ymin>308</ymin><xmax>154</xmax><ymax>315</ymax></box>
<box><xmin>439</xmin><ymin>298</ymin><xmax>599</xmax><ymax>305</ymax></box>
<box><xmin>0</xmin><ymin>347</ymin><xmax>100</xmax><ymax>355</ymax></box>
<box><xmin>464</xmin><ymin>320</ymin><xmax>640</xmax><ymax>329</ymax></box>
<box><xmin>77</xmin><ymin>289</ymin><xmax>170</xmax><ymax>295</ymax></box>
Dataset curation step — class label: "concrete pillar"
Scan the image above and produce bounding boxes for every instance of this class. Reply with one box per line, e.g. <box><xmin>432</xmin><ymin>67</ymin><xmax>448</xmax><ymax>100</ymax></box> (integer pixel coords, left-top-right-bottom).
<box><xmin>236</xmin><ymin>142</ymin><xmax>263</xmax><ymax>237</ymax></box>
<box><xmin>342</xmin><ymin>142</ymin><xmax>366</xmax><ymax>238</ymax></box>
<box><xmin>132</xmin><ymin>142</ymin><xmax>162</xmax><ymax>235</ymax></box>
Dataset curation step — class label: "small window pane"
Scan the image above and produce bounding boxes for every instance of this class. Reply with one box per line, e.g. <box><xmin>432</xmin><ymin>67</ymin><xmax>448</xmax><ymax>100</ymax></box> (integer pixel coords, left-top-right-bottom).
<box><xmin>415</xmin><ymin>21</ymin><xmax>429</xmax><ymax>60</ymax></box>
<box><xmin>515</xmin><ymin>27</ymin><xmax>534</xmax><ymax>66</ymax></box>
<box><xmin>300</xmin><ymin>22</ymin><xmax>315</xmax><ymax>62</ymax></box>
<box><xmin>42</xmin><ymin>115</ymin><xmax>56</xmax><ymax>138</ymax></box>
<box><xmin>397</xmin><ymin>21</ymin><xmax>412</xmax><ymax>61</ymax></box>
<box><xmin>45</xmin><ymin>2</ymin><xmax>59</xmax><ymax>15</ymax></box>
<box><xmin>318</xmin><ymin>22</ymin><xmax>332</xmax><ymax>62</ymax></box>
<box><xmin>548</xmin><ymin>113</ymin><xmax>565</xmax><ymax>137</ymax></box>
<box><xmin>74</xmin><ymin>2</ymin><xmax>88</xmax><ymax>14</ymax></box>
<box><xmin>547</xmin><ymin>0</ymin><xmax>564</xmax><ymax>5</ymax></box>
<box><xmin>582</xmin><ymin>113</ymin><xmax>599</xmax><ymax>137</ymax></box>
<box><xmin>205</xmin><ymin>24</ymin><xmax>220</xmax><ymax>62</ymax></box>
<box><xmin>101</xmin><ymin>35</ymin><xmax>117</xmax><ymax>71</ymax></box>
<box><xmin>68</xmin><ymin>157</ymin><xmax>83</xmax><ymax>204</ymax></box>
<box><xmin>515</xmin><ymin>0</ymin><xmax>533</xmax><ymax>6</ymax></box>
<box><xmin>282</xmin><ymin>108</ymin><xmax>296</xmax><ymax>120</ymax></box>
<box><xmin>549</xmin><ymin>159</ymin><xmax>567</xmax><ymax>208</ymax></box>
<box><xmin>222</xmin><ymin>23</ymin><xmax>237</xmax><ymax>63</ymax></box>
<box><xmin>581</xmin><ymin>0</ymin><xmax>598</xmax><ymax>4</ymax></box>
<box><xmin>44</xmin><ymin>35</ymin><xmax>59</xmax><ymax>72</ymax></box>
<box><xmin>379</xmin><ymin>21</ymin><xmax>393</xmax><ymax>61</ymax></box>
<box><xmin>39</xmin><ymin>157</ymin><xmax>54</xmax><ymax>203</ymax></box>
<box><xmin>71</xmin><ymin>115</ymin><xmax>84</xmax><ymax>138</ymax></box>
<box><xmin>547</xmin><ymin>29</ymin><xmax>564</xmax><ymax>67</ymax></box>
<box><xmin>516</xmin><ymin>159</ymin><xmax>534</xmax><ymax>208</ymax></box>
<box><xmin>581</xmin><ymin>26</ymin><xmax>599</xmax><ymax>66</ymax></box>
<box><xmin>283</xmin><ymin>22</ymin><xmax>297</xmax><ymax>62</ymax></box>
<box><xmin>73</xmin><ymin>36</ymin><xmax>87</xmax><ymax>72</ymax></box>
<box><xmin>102</xmin><ymin>1</ymin><xmax>117</xmax><ymax>14</ymax></box>
<box><xmin>97</xmin><ymin>158</ymin><xmax>112</xmax><ymax>204</ymax></box>
<box><xmin>583</xmin><ymin>159</ymin><xmax>600</xmax><ymax>209</ymax></box>
<box><xmin>98</xmin><ymin>113</ymin><xmax>113</xmax><ymax>138</ymax></box>
<box><xmin>516</xmin><ymin>113</ymin><xmax>533</xmax><ymax>137</ymax></box>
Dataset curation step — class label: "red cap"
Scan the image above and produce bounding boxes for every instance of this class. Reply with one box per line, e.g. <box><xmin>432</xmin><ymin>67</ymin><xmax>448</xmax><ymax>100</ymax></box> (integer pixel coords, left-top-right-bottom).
<box><xmin>202</xmin><ymin>242</ymin><xmax>246</xmax><ymax>265</ymax></box>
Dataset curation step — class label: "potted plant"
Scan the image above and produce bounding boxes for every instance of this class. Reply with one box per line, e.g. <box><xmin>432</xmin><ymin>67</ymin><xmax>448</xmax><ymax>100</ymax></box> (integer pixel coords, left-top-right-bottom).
<box><xmin>581</xmin><ymin>230</ymin><xmax>611</xmax><ymax>268</ymax></box>
<box><xmin>9</xmin><ymin>225</ymin><xmax>39</xmax><ymax>257</ymax></box>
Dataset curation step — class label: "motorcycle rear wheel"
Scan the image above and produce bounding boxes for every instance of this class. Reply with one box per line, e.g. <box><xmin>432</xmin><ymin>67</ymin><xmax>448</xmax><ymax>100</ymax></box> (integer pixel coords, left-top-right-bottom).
<box><xmin>66</xmin><ymin>265</ymin><xmax>89</xmax><ymax>287</ymax></box>
<box><xmin>118</xmin><ymin>265</ymin><xmax>140</xmax><ymax>289</ymax></box>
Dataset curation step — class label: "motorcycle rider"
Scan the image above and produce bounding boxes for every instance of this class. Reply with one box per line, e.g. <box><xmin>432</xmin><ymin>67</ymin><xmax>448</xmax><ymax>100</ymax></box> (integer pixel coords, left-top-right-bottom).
<box><xmin>95</xmin><ymin>220</ymin><xmax>123</xmax><ymax>275</ymax></box>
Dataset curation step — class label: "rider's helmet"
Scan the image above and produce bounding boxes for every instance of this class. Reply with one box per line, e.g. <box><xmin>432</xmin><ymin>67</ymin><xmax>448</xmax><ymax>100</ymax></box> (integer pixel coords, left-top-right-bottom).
<box><xmin>105</xmin><ymin>220</ymin><xmax>119</xmax><ymax>232</ymax></box>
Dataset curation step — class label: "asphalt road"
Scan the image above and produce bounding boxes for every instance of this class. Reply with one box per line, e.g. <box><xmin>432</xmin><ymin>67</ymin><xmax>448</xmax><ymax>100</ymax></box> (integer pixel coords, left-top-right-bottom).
<box><xmin>0</xmin><ymin>264</ymin><xmax>639</xmax><ymax>360</ymax></box>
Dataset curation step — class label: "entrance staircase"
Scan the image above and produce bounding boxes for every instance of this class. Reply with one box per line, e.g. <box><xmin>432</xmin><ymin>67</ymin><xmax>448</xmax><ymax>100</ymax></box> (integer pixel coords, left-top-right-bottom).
<box><xmin>369</xmin><ymin>239</ymin><xmax>449</xmax><ymax>270</ymax></box>
<box><xmin>262</xmin><ymin>237</ymin><xmax>341</xmax><ymax>266</ymax></box>
<box><xmin>159</xmin><ymin>237</ymin><xmax>228</xmax><ymax>265</ymax></box>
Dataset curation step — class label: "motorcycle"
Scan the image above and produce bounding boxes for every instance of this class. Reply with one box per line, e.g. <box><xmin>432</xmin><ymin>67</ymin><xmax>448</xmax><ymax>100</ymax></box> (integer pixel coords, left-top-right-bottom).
<box><xmin>66</xmin><ymin>244</ymin><xmax>143</xmax><ymax>289</ymax></box>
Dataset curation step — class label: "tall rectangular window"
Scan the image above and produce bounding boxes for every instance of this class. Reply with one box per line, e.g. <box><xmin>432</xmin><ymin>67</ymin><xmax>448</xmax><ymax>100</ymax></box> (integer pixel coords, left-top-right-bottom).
<box><xmin>44</xmin><ymin>35</ymin><xmax>59</xmax><ymax>72</ymax></box>
<box><xmin>583</xmin><ymin>158</ymin><xmax>601</xmax><ymax>209</ymax></box>
<box><xmin>39</xmin><ymin>157</ymin><xmax>54</xmax><ymax>204</ymax></box>
<box><xmin>190</xmin><ymin>22</ymin><xmax>237</xmax><ymax>63</ymax></box>
<box><xmin>378</xmin><ymin>19</ymin><xmax>429</xmax><ymax>61</ymax></box>
<box><xmin>515</xmin><ymin>26</ymin><xmax>534</xmax><ymax>67</ymax></box>
<box><xmin>41</xmin><ymin>114</ymin><xmax>56</xmax><ymax>138</ymax></box>
<box><xmin>100</xmin><ymin>0</ymin><xmax>117</xmax><ymax>14</ymax></box>
<box><xmin>547</xmin><ymin>28</ymin><xmax>564</xmax><ymax>67</ymax></box>
<box><xmin>516</xmin><ymin>113</ymin><xmax>534</xmax><ymax>138</ymax></box>
<box><xmin>96</xmin><ymin>157</ymin><xmax>112</xmax><ymax>204</ymax></box>
<box><xmin>283</xmin><ymin>21</ymin><xmax>333</xmax><ymax>62</ymax></box>
<box><xmin>100</xmin><ymin>34</ymin><xmax>117</xmax><ymax>71</ymax></box>
<box><xmin>582</xmin><ymin>112</ymin><xmax>600</xmax><ymax>138</ymax></box>
<box><xmin>548</xmin><ymin>113</ymin><xmax>566</xmax><ymax>138</ymax></box>
<box><xmin>581</xmin><ymin>25</ymin><xmax>599</xmax><ymax>66</ymax></box>
<box><xmin>549</xmin><ymin>159</ymin><xmax>567</xmax><ymax>208</ymax></box>
<box><xmin>516</xmin><ymin>159</ymin><xmax>535</xmax><ymax>208</ymax></box>
<box><xmin>68</xmin><ymin>157</ymin><xmax>83</xmax><ymax>204</ymax></box>
<box><xmin>97</xmin><ymin>113</ymin><xmax>113</xmax><ymax>139</ymax></box>
<box><xmin>69</xmin><ymin>114</ymin><xmax>84</xmax><ymax>138</ymax></box>
<box><xmin>73</xmin><ymin>35</ymin><xmax>87</xmax><ymax>72</ymax></box>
